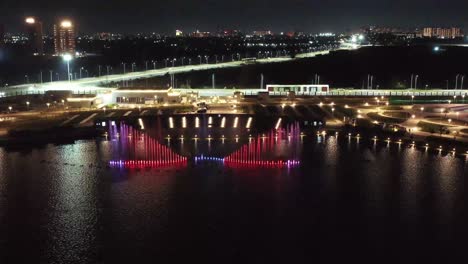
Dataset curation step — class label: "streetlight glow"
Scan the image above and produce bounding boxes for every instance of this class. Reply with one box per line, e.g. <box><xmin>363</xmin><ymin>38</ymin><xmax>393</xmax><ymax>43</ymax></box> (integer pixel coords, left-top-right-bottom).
<box><xmin>61</xmin><ymin>20</ymin><xmax>72</xmax><ymax>28</ymax></box>
<box><xmin>63</xmin><ymin>54</ymin><xmax>72</xmax><ymax>62</ymax></box>
<box><xmin>25</xmin><ymin>17</ymin><xmax>35</xmax><ymax>24</ymax></box>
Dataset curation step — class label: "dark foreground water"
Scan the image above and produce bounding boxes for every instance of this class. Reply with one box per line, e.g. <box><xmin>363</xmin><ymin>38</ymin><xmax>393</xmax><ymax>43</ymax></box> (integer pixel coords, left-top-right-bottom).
<box><xmin>0</xmin><ymin>135</ymin><xmax>465</xmax><ymax>263</ymax></box>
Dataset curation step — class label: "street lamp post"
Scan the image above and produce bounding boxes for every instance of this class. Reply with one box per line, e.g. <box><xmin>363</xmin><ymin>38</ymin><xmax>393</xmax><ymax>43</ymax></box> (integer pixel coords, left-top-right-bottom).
<box><xmin>63</xmin><ymin>54</ymin><xmax>73</xmax><ymax>82</ymax></box>
<box><xmin>455</xmin><ymin>74</ymin><xmax>460</xmax><ymax>89</ymax></box>
<box><xmin>50</xmin><ymin>70</ymin><xmax>53</xmax><ymax>82</ymax></box>
<box><xmin>414</xmin><ymin>75</ymin><xmax>419</xmax><ymax>89</ymax></box>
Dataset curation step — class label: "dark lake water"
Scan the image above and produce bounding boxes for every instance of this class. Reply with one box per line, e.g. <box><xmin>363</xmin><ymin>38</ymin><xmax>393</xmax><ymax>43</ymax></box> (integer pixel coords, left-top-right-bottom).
<box><xmin>0</xmin><ymin>128</ymin><xmax>465</xmax><ymax>263</ymax></box>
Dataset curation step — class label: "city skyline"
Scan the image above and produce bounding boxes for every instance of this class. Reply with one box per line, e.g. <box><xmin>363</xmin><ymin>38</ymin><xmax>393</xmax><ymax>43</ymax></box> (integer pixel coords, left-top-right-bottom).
<box><xmin>1</xmin><ymin>0</ymin><xmax>468</xmax><ymax>33</ymax></box>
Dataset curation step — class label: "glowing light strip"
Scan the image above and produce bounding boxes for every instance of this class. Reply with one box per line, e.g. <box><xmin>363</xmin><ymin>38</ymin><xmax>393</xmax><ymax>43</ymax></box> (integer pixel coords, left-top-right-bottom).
<box><xmin>246</xmin><ymin>117</ymin><xmax>252</xmax><ymax>128</ymax></box>
<box><xmin>221</xmin><ymin>117</ymin><xmax>226</xmax><ymax>128</ymax></box>
<box><xmin>66</xmin><ymin>97</ymin><xmax>97</xmax><ymax>102</ymax></box>
<box><xmin>138</xmin><ymin>118</ymin><xmax>144</xmax><ymax>130</ymax></box>
<box><xmin>233</xmin><ymin>117</ymin><xmax>239</xmax><ymax>128</ymax></box>
<box><xmin>194</xmin><ymin>156</ymin><xmax>300</xmax><ymax>168</ymax></box>
<box><xmin>169</xmin><ymin>117</ymin><xmax>174</xmax><ymax>128</ymax></box>
<box><xmin>195</xmin><ymin>117</ymin><xmax>200</xmax><ymax>128</ymax></box>
<box><xmin>225</xmin><ymin>159</ymin><xmax>300</xmax><ymax>168</ymax></box>
<box><xmin>109</xmin><ymin>159</ymin><xmax>187</xmax><ymax>169</ymax></box>
<box><xmin>194</xmin><ymin>156</ymin><xmax>225</xmax><ymax>162</ymax></box>
<box><xmin>275</xmin><ymin>118</ymin><xmax>282</xmax><ymax>130</ymax></box>
<box><xmin>182</xmin><ymin>116</ymin><xmax>187</xmax><ymax>128</ymax></box>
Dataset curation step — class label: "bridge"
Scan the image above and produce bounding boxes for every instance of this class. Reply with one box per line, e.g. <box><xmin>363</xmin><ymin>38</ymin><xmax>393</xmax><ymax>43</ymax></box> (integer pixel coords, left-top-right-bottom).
<box><xmin>0</xmin><ymin>49</ymin><xmax>335</xmax><ymax>98</ymax></box>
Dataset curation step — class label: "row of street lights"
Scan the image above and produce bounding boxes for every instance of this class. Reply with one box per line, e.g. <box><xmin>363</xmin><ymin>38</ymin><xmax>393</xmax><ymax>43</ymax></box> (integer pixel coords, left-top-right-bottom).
<box><xmin>7</xmin><ymin>101</ymin><xmax>58</xmax><ymax>112</ymax></box>
<box><xmin>17</xmin><ymin>45</ymin><xmax>335</xmax><ymax>85</ymax></box>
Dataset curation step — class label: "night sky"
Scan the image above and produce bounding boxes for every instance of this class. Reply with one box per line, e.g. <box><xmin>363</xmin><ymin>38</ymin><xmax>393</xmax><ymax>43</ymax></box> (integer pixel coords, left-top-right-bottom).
<box><xmin>1</xmin><ymin>0</ymin><xmax>468</xmax><ymax>34</ymax></box>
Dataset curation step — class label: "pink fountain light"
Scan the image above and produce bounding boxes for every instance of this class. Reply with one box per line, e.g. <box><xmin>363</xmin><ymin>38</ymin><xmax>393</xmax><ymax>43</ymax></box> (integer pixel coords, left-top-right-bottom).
<box><xmin>224</xmin><ymin>123</ymin><xmax>302</xmax><ymax>168</ymax></box>
<box><xmin>109</xmin><ymin>122</ymin><xmax>187</xmax><ymax>169</ymax></box>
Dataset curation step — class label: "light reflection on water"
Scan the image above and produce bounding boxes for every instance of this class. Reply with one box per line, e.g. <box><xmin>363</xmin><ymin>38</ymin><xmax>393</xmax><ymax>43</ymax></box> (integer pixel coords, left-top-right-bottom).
<box><xmin>0</xmin><ymin>135</ymin><xmax>465</xmax><ymax>262</ymax></box>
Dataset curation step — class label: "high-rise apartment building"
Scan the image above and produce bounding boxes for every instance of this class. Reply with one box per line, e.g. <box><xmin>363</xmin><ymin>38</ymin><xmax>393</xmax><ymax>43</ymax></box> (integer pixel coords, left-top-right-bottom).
<box><xmin>25</xmin><ymin>17</ymin><xmax>44</xmax><ymax>55</ymax></box>
<box><xmin>54</xmin><ymin>20</ymin><xmax>76</xmax><ymax>55</ymax></box>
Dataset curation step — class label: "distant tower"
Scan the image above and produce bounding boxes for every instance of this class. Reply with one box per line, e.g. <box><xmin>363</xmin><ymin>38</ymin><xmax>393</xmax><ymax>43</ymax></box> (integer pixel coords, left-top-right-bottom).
<box><xmin>25</xmin><ymin>17</ymin><xmax>44</xmax><ymax>55</ymax></box>
<box><xmin>53</xmin><ymin>20</ymin><xmax>76</xmax><ymax>55</ymax></box>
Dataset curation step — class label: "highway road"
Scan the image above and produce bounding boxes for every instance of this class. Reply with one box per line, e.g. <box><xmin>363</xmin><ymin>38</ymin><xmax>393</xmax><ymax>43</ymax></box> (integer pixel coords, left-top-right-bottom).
<box><xmin>0</xmin><ymin>49</ymin><xmax>335</xmax><ymax>97</ymax></box>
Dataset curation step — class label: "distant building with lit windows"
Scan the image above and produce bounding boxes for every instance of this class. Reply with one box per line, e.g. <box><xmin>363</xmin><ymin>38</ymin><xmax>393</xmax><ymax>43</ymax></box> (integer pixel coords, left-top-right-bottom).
<box><xmin>253</xmin><ymin>30</ymin><xmax>273</xmax><ymax>37</ymax></box>
<box><xmin>422</xmin><ymin>27</ymin><xmax>463</xmax><ymax>39</ymax></box>
<box><xmin>190</xmin><ymin>30</ymin><xmax>211</xmax><ymax>38</ymax></box>
<box><xmin>53</xmin><ymin>20</ymin><xmax>76</xmax><ymax>55</ymax></box>
<box><xmin>175</xmin><ymin>29</ymin><xmax>183</xmax><ymax>37</ymax></box>
<box><xmin>25</xmin><ymin>17</ymin><xmax>44</xmax><ymax>55</ymax></box>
